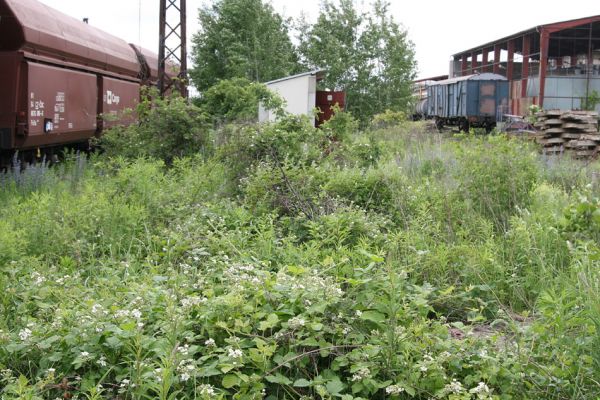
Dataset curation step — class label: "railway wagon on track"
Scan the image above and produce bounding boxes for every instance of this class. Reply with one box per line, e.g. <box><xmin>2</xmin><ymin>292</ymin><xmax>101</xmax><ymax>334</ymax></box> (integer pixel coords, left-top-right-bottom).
<box><xmin>0</xmin><ymin>0</ymin><xmax>162</xmax><ymax>167</ymax></box>
<box><xmin>427</xmin><ymin>73</ymin><xmax>509</xmax><ymax>132</ymax></box>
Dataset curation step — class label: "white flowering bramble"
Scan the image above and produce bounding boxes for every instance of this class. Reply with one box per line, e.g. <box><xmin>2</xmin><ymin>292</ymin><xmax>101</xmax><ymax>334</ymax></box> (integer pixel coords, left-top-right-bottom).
<box><xmin>96</xmin><ymin>356</ymin><xmax>108</xmax><ymax>367</ymax></box>
<box><xmin>351</xmin><ymin>366</ymin><xmax>371</xmax><ymax>382</ymax></box>
<box><xmin>445</xmin><ymin>379</ymin><xmax>465</xmax><ymax>395</ymax></box>
<box><xmin>287</xmin><ymin>316</ymin><xmax>306</xmax><ymax>330</ymax></box>
<box><xmin>470</xmin><ymin>381</ymin><xmax>493</xmax><ymax>399</ymax></box>
<box><xmin>177</xmin><ymin>344</ymin><xmax>190</xmax><ymax>356</ymax></box>
<box><xmin>198</xmin><ymin>383</ymin><xmax>216</xmax><ymax>397</ymax></box>
<box><xmin>181</xmin><ymin>296</ymin><xmax>208</xmax><ymax>308</ymax></box>
<box><xmin>227</xmin><ymin>348</ymin><xmax>243</xmax><ymax>359</ymax></box>
<box><xmin>31</xmin><ymin>271</ymin><xmax>46</xmax><ymax>285</ymax></box>
<box><xmin>385</xmin><ymin>384</ymin><xmax>405</xmax><ymax>395</ymax></box>
<box><xmin>18</xmin><ymin>328</ymin><xmax>32</xmax><ymax>341</ymax></box>
<box><xmin>177</xmin><ymin>359</ymin><xmax>196</xmax><ymax>382</ymax></box>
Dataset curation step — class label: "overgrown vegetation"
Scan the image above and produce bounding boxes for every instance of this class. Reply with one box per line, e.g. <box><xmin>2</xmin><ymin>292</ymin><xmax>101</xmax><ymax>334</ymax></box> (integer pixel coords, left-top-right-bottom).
<box><xmin>2</xmin><ymin>116</ymin><xmax>600</xmax><ymax>399</ymax></box>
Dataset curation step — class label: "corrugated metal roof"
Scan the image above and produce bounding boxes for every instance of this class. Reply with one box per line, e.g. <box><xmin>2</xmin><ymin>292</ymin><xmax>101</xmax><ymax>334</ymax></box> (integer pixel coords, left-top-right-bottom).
<box><xmin>435</xmin><ymin>73</ymin><xmax>507</xmax><ymax>85</ymax></box>
<box><xmin>452</xmin><ymin>14</ymin><xmax>600</xmax><ymax>57</ymax></box>
<box><xmin>264</xmin><ymin>69</ymin><xmax>325</xmax><ymax>85</ymax></box>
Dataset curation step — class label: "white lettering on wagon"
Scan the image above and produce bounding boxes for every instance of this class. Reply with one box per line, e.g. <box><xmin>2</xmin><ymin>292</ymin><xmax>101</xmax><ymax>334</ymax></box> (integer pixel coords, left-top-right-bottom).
<box><xmin>29</xmin><ymin>93</ymin><xmax>45</xmax><ymax>127</ymax></box>
<box><xmin>105</xmin><ymin>90</ymin><xmax>121</xmax><ymax>106</ymax></box>
<box><xmin>54</xmin><ymin>92</ymin><xmax>66</xmax><ymax>128</ymax></box>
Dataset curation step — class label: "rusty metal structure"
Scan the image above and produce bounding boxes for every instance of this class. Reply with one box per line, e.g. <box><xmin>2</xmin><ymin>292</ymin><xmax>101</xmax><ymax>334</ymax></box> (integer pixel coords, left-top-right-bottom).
<box><xmin>451</xmin><ymin>16</ymin><xmax>600</xmax><ymax>116</ymax></box>
<box><xmin>0</xmin><ymin>0</ymin><xmax>162</xmax><ymax>166</ymax></box>
<box><xmin>158</xmin><ymin>0</ymin><xmax>187</xmax><ymax>97</ymax></box>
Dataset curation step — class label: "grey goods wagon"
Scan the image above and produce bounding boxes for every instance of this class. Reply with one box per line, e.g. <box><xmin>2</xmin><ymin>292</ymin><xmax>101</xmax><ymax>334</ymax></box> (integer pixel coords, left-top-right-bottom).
<box><xmin>427</xmin><ymin>73</ymin><xmax>509</xmax><ymax>132</ymax></box>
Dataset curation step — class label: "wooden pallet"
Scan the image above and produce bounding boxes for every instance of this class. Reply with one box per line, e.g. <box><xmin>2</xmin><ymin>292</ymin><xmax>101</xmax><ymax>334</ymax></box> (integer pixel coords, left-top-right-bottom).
<box><xmin>534</xmin><ymin>110</ymin><xmax>599</xmax><ymax>159</ymax></box>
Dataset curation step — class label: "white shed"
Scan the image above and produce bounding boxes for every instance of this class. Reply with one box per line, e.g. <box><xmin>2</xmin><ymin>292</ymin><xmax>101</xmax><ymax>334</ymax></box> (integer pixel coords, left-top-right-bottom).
<box><xmin>259</xmin><ymin>70</ymin><xmax>325</xmax><ymax>123</ymax></box>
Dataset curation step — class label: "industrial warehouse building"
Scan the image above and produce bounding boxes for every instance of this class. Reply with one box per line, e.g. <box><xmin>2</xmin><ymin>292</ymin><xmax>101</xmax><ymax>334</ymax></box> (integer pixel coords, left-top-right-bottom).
<box><xmin>450</xmin><ymin>15</ymin><xmax>600</xmax><ymax>115</ymax></box>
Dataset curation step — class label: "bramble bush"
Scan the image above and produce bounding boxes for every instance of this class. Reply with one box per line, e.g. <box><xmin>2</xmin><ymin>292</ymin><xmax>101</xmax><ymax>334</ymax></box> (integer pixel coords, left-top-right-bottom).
<box><xmin>99</xmin><ymin>89</ymin><xmax>212</xmax><ymax>164</ymax></box>
<box><xmin>2</xmin><ymin>119</ymin><xmax>600</xmax><ymax>399</ymax></box>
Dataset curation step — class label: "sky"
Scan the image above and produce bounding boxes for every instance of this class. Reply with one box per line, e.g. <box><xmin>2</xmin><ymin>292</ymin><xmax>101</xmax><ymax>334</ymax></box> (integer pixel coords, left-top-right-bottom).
<box><xmin>36</xmin><ymin>0</ymin><xmax>600</xmax><ymax>80</ymax></box>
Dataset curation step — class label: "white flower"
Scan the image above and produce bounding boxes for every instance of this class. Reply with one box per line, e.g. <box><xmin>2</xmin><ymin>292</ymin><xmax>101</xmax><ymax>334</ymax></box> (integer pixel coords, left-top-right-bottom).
<box><xmin>19</xmin><ymin>328</ymin><xmax>32</xmax><ymax>341</ymax></box>
<box><xmin>198</xmin><ymin>384</ymin><xmax>216</xmax><ymax>396</ymax></box>
<box><xmin>385</xmin><ymin>384</ymin><xmax>405</xmax><ymax>395</ymax></box>
<box><xmin>227</xmin><ymin>348</ymin><xmax>243</xmax><ymax>359</ymax></box>
<box><xmin>287</xmin><ymin>316</ymin><xmax>306</xmax><ymax>330</ymax></box>
<box><xmin>97</xmin><ymin>356</ymin><xmax>107</xmax><ymax>367</ymax></box>
<box><xmin>46</xmin><ymin>368</ymin><xmax>56</xmax><ymax>375</ymax></box>
<box><xmin>131</xmin><ymin>309</ymin><xmax>142</xmax><ymax>319</ymax></box>
<box><xmin>420</xmin><ymin>365</ymin><xmax>428</xmax><ymax>372</ymax></box>
<box><xmin>470</xmin><ymin>381</ymin><xmax>492</xmax><ymax>398</ymax></box>
<box><xmin>446</xmin><ymin>379</ymin><xmax>464</xmax><ymax>394</ymax></box>
<box><xmin>80</xmin><ymin>351</ymin><xmax>90</xmax><ymax>358</ymax></box>
<box><xmin>91</xmin><ymin>304</ymin><xmax>104</xmax><ymax>314</ymax></box>
<box><xmin>181</xmin><ymin>296</ymin><xmax>208</xmax><ymax>308</ymax></box>
<box><xmin>31</xmin><ymin>271</ymin><xmax>46</xmax><ymax>285</ymax></box>
<box><xmin>114</xmin><ymin>309</ymin><xmax>129</xmax><ymax>318</ymax></box>
<box><xmin>180</xmin><ymin>372</ymin><xmax>191</xmax><ymax>382</ymax></box>
<box><xmin>351</xmin><ymin>367</ymin><xmax>371</xmax><ymax>382</ymax></box>
<box><xmin>205</xmin><ymin>338</ymin><xmax>216</xmax><ymax>347</ymax></box>
<box><xmin>355</xmin><ymin>310</ymin><xmax>363</xmax><ymax>317</ymax></box>
<box><xmin>177</xmin><ymin>344</ymin><xmax>190</xmax><ymax>355</ymax></box>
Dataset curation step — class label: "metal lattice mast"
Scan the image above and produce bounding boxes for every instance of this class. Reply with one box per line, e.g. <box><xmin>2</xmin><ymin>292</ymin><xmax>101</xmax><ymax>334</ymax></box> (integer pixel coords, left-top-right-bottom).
<box><xmin>158</xmin><ymin>0</ymin><xmax>187</xmax><ymax>97</ymax></box>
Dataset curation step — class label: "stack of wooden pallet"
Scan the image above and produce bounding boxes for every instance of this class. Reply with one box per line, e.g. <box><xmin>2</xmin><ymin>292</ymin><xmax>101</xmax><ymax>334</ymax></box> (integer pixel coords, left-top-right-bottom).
<box><xmin>534</xmin><ymin>110</ymin><xmax>600</xmax><ymax>158</ymax></box>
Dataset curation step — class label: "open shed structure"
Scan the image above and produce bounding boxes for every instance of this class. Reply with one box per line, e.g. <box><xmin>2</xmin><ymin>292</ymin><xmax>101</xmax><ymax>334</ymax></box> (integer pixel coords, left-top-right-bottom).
<box><xmin>451</xmin><ymin>16</ymin><xmax>600</xmax><ymax>115</ymax></box>
<box><xmin>258</xmin><ymin>70</ymin><xmax>345</xmax><ymax>126</ymax></box>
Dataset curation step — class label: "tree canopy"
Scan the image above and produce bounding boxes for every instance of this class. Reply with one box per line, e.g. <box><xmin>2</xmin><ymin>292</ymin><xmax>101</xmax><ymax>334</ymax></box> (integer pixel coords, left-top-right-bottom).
<box><xmin>190</xmin><ymin>0</ymin><xmax>300</xmax><ymax>91</ymax></box>
<box><xmin>297</xmin><ymin>0</ymin><xmax>417</xmax><ymax>123</ymax></box>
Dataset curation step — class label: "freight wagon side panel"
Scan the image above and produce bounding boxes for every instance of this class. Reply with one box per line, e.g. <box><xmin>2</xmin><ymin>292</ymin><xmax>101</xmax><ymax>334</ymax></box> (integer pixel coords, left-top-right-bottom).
<box><xmin>98</xmin><ymin>76</ymin><xmax>140</xmax><ymax>130</ymax></box>
<box><xmin>19</xmin><ymin>62</ymin><xmax>98</xmax><ymax>149</ymax></box>
<box><xmin>0</xmin><ymin>53</ymin><xmax>22</xmax><ymax>149</ymax></box>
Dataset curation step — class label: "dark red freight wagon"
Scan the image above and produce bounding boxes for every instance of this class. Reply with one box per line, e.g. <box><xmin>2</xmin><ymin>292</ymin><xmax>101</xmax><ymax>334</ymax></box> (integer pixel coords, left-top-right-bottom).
<box><xmin>0</xmin><ymin>0</ymin><xmax>159</xmax><ymax>166</ymax></box>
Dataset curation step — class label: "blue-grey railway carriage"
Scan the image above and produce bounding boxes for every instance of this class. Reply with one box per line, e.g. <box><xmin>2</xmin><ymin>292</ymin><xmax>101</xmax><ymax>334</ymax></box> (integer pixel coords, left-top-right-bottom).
<box><xmin>426</xmin><ymin>73</ymin><xmax>509</xmax><ymax>132</ymax></box>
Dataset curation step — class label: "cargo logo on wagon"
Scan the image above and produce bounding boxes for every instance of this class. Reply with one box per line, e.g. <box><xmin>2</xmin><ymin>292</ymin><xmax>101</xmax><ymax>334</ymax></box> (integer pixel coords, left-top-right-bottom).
<box><xmin>104</xmin><ymin>90</ymin><xmax>121</xmax><ymax>106</ymax></box>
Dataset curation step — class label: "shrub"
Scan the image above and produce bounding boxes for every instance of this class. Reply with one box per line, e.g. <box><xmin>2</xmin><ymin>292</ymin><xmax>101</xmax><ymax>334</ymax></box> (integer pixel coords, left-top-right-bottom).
<box><xmin>371</xmin><ymin>109</ymin><xmax>407</xmax><ymax>128</ymax></box>
<box><xmin>99</xmin><ymin>89</ymin><xmax>211</xmax><ymax>163</ymax></box>
<box><xmin>454</xmin><ymin>135</ymin><xmax>539</xmax><ymax>231</ymax></box>
<box><xmin>195</xmin><ymin>77</ymin><xmax>285</xmax><ymax>125</ymax></box>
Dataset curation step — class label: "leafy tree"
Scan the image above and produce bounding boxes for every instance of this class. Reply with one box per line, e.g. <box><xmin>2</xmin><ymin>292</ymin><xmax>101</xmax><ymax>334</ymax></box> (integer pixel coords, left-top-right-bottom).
<box><xmin>194</xmin><ymin>78</ymin><xmax>285</xmax><ymax>125</ymax></box>
<box><xmin>297</xmin><ymin>0</ymin><xmax>416</xmax><ymax>124</ymax></box>
<box><xmin>190</xmin><ymin>0</ymin><xmax>300</xmax><ymax>91</ymax></box>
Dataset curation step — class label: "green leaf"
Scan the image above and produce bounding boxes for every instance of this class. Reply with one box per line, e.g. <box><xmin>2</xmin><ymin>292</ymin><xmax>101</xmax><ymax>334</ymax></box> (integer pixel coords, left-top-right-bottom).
<box><xmin>222</xmin><ymin>374</ymin><xmax>240</xmax><ymax>388</ymax></box>
<box><xmin>326</xmin><ymin>378</ymin><xmax>345</xmax><ymax>394</ymax></box>
<box><xmin>259</xmin><ymin>313</ymin><xmax>279</xmax><ymax>331</ymax></box>
<box><xmin>293</xmin><ymin>378</ymin><xmax>311</xmax><ymax>387</ymax></box>
<box><xmin>311</xmin><ymin>322</ymin><xmax>324</xmax><ymax>331</ymax></box>
<box><xmin>265</xmin><ymin>373</ymin><xmax>292</xmax><ymax>385</ymax></box>
<box><xmin>360</xmin><ymin>310</ymin><xmax>386</xmax><ymax>324</ymax></box>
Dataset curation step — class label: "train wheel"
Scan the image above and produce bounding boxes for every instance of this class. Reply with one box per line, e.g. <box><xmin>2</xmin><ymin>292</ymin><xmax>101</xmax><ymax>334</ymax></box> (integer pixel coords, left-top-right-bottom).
<box><xmin>435</xmin><ymin>118</ymin><xmax>444</xmax><ymax>131</ymax></box>
<box><xmin>459</xmin><ymin>119</ymin><xmax>470</xmax><ymax>132</ymax></box>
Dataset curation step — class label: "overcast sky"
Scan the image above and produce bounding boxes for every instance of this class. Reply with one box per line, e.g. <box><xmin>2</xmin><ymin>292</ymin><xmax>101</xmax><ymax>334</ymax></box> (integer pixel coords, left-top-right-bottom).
<box><xmin>37</xmin><ymin>0</ymin><xmax>600</xmax><ymax>79</ymax></box>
